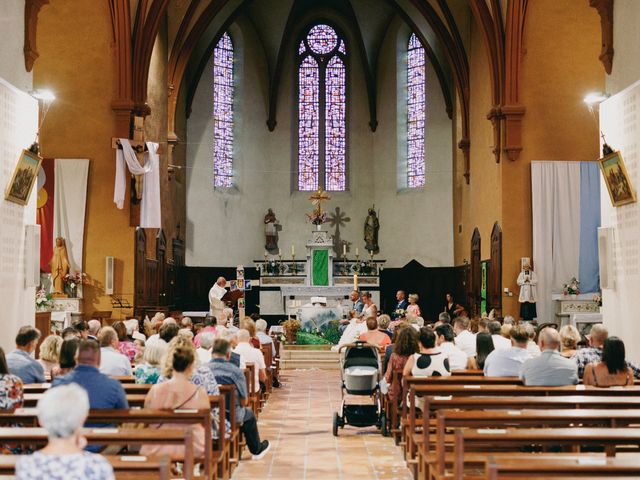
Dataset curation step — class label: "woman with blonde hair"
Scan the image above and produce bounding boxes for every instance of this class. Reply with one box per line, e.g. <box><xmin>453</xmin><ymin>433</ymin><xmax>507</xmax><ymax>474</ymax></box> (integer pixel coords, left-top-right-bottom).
<box><xmin>240</xmin><ymin>318</ymin><xmax>261</xmax><ymax>349</ymax></box>
<box><xmin>135</xmin><ymin>342</ymin><xmax>167</xmax><ymax>384</ymax></box>
<box><xmin>559</xmin><ymin>325</ymin><xmax>581</xmax><ymax>358</ymax></box>
<box><xmin>37</xmin><ymin>335</ymin><xmax>63</xmax><ymax>377</ymax></box>
<box><xmin>406</xmin><ymin>294</ymin><xmax>421</xmax><ymax>319</ymax></box>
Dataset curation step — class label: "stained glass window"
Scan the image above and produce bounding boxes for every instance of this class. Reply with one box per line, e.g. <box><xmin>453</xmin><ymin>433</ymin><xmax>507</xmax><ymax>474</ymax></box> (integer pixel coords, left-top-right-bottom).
<box><xmin>213</xmin><ymin>32</ymin><xmax>234</xmax><ymax>188</ymax></box>
<box><xmin>407</xmin><ymin>33</ymin><xmax>426</xmax><ymax>188</ymax></box>
<box><xmin>297</xmin><ymin>24</ymin><xmax>347</xmax><ymax>191</ymax></box>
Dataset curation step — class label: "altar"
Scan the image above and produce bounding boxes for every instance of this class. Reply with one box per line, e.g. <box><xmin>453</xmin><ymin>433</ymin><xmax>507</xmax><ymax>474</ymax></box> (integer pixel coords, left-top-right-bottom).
<box><xmin>552</xmin><ymin>293</ymin><xmax>601</xmax><ymax>330</ymax></box>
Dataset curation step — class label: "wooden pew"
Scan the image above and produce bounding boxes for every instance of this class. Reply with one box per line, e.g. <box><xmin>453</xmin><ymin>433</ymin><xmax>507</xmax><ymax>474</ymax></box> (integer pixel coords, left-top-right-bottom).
<box><xmin>218</xmin><ymin>384</ymin><xmax>241</xmax><ymax>469</ymax></box>
<box><xmin>453</xmin><ymin>427</ymin><xmax>640</xmax><ymax>480</ymax></box>
<box><xmin>427</xmin><ymin>409</ymin><xmax>640</xmax><ymax>480</ymax></box>
<box><xmin>485</xmin><ymin>455</ymin><xmax>640</xmax><ymax>480</ymax></box>
<box><xmin>25</xmin><ymin>383</ymin><xmax>153</xmax><ymax>394</ymax></box>
<box><xmin>0</xmin><ymin>454</ymin><xmax>171</xmax><ymax>480</ymax></box>
<box><xmin>0</xmin><ymin>427</ymin><xmax>195</xmax><ymax>479</ymax></box>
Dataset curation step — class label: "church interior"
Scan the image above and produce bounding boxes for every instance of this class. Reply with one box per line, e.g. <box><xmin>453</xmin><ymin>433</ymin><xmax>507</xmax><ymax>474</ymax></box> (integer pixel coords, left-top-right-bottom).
<box><xmin>4</xmin><ymin>0</ymin><xmax>640</xmax><ymax>478</ymax></box>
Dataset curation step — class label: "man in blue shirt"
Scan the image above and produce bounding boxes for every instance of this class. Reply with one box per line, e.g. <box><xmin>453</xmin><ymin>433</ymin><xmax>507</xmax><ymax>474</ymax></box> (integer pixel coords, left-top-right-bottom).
<box><xmin>52</xmin><ymin>339</ymin><xmax>128</xmax><ymax>410</ymax></box>
<box><xmin>6</xmin><ymin>326</ymin><xmax>45</xmax><ymax>384</ymax></box>
<box><xmin>207</xmin><ymin>338</ymin><xmax>270</xmax><ymax>460</ymax></box>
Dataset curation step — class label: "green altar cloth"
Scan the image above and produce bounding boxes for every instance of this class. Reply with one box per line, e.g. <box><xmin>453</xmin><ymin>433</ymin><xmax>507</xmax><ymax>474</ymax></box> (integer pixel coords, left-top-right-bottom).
<box><xmin>312</xmin><ymin>249</ymin><xmax>329</xmax><ymax>286</ymax></box>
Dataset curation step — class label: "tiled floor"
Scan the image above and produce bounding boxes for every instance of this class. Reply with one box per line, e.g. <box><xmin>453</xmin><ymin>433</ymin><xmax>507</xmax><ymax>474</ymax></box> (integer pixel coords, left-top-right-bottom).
<box><xmin>233</xmin><ymin>369</ymin><xmax>412</xmax><ymax>480</ymax></box>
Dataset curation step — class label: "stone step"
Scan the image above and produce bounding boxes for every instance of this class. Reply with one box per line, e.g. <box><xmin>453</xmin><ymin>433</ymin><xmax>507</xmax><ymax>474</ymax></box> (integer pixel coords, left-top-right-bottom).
<box><xmin>281</xmin><ymin>358</ymin><xmax>340</xmax><ymax>370</ymax></box>
<box><xmin>280</xmin><ymin>350</ymin><xmax>340</xmax><ymax>360</ymax></box>
<box><xmin>280</xmin><ymin>346</ymin><xmax>340</xmax><ymax>370</ymax></box>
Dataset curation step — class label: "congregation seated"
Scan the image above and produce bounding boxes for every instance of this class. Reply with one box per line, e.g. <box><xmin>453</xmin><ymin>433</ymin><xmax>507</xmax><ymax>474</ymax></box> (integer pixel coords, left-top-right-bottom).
<box><xmin>234</xmin><ymin>329</ymin><xmax>266</xmax><ymax>392</ymax></box>
<box><xmin>159</xmin><ymin>336</ymin><xmax>220</xmax><ymax>397</ymax></box>
<box><xmin>0</xmin><ymin>347</ymin><xmax>23</xmax><ymax>410</ymax></box>
<box><xmin>72</xmin><ymin>320</ymin><xmax>90</xmax><ymax>340</ymax></box>
<box><xmin>452</xmin><ymin>316</ymin><xmax>476</xmax><ymax>358</ymax></box>
<box><xmin>196</xmin><ymin>332</ymin><xmax>215</xmax><ymax>366</ymax></box>
<box><xmin>520</xmin><ymin>327</ymin><xmax>578</xmax><ymax>386</ymax></box>
<box><xmin>53</xmin><ymin>339</ymin><xmax>128</xmax><ymax>410</ymax></box>
<box><xmin>220</xmin><ymin>308</ymin><xmax>238</xmax><ymax>332</ymax></box>
<box><xmin>56</xmin><ymin>337</ymin><xmax>80</xmax><ymax>379</ymax></box>
<box><xmin>403</xmin><ymin>327</ymin><xmax>451</xmax><ymax>384</ymax></box>
<box><xmin>488</xmin><ymin>320</ymin><xmax>511</xmax><ymax>350</ymax></box>
<box><xmin>111</xmin><ymin>321</ymin><xmax>138</xmax><ymax>362</ymax></box>
<box><xmin>572</xmin><ymin>323</ymin><xmax>640</xmax><ymax>378</ymax></box>
<box><xmin>87</xmin><ymin>319</ymin><xmax>101</xmax><ymax>341</ymax></box>
<box><xmin>146</xmin><ymin>316</ymin><xmax>177</xmax><ymax>347</ymax></box>
<box><xmin>466</xmin><ymin>332</ymin><xmax>494</xmax><ymax>370</ymax></box>
<box><xmin>16</xmin><ymin>384</ymin><xmax>114</xmax><ymax>480</ymax></box>
<box><xmin>483</xmin><ymin>325</ymin><xmax>529</xmax><ymax>377</ymax></box>
<box><xmin>142</xmin><ymin>344</ymin><xmax>209</xmax><ymax>461</ymax></box>
<box><xmin>359</xmin><ymin>317</ymin><xmax>391</xmax><ymax>348</ymax></box>
<box><xmin>208</xmin><ymin>339</ymin><xmax>270</xmax><ymax>459</ymax></box>
<box><xmin>61</xmin><ymin>327</ymin><xmax>81</xmax><ymax>340</ymax></box>
<box><xmin>37</xmin><ymin>335</ymin><xmax>63</xmax><ymax>378</ymax></box>
<box><xmin>241</xmin><ymin>317</ymin><xmax>262</xmax><ymax>349</ymax></box>
<box><xmin>6</xmin><ymin>326</ymin><xmax>45</xmax><ymax>384</ymax></box>
<box><xmin>134</xmin><ymin>342</ymin><xmax>167</xmax><ymax>384</ymax></box>
<box><xmin>433</xmin><ymin>312</ymin><xmax>450</xmax><ymax>328</ymax></box>
<box><xmin>435</xmin><ymin>323</ymin><xmax>467</xmax><ymax>371</ymax></box>
<box><xmin>97</xmin><ymin>327</ymin><xmax>132</xmax><ymax>377</ymax></box>
<box><xmin>255</xmin><ymin>318</ymin><xmax>276</xmax><ymax>358</ymax></box>
<box><xmin>383</xmin><ymin>325</ymin><xmax>418</xmax><ymax>404</ymax></box>
<box><xmin>218</xmin><ymin>330</ymin><xmax>245</xmax><ymax>368</ymax></box>
<box><xmin>180</xmin><ymin>316</ymin><xmax>193</xmax><ymax>333</ymax></box>
<box><xmin>583</xmin><ymin>336</ymin><xmax>635</xmax><ymax>387</ymax></box>
<box><xmin>194</xmin><ymin>315</ymin><xmax>217</xmax><ymax>348</ymax></box>
<box><xmin>377</xmin><ymin>315</ymin><xmax>393</xmax><ymax>341</ymax></box>
<box><xmin>559</xmin><ymin>324</ymin><xmax>581</xmax><ymax>358</ymax></box>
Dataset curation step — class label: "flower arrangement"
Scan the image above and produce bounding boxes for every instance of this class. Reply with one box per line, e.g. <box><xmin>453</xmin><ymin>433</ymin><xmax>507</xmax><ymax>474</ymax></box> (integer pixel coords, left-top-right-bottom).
<box><xmin>35</xmin><ymin>288</ymin><xmax>53</xmax><ymax>311</ymax></box>
<box><xmin>306</xmin><ymin>211</ymin><xmax>327</xmax><ymax>225</ymax></box>
<box><xmin>394</xmin><ymin>308</ymin><xmax>406</xmax><ymax>318</ymax></box>
<box><xmin>593</xmin><ymin>292</ymin><xmax>602</xmax><ymax>307</ymax></box>
<box><xmin>563</xmin><ymin>277</ymin><xmax>580</xmax><ymax>296</ymax></box>
<box><xmin>63</xmin><ymin>270</ymin><xmax>88</xmax><ymax>297</ymax></box>
<box><xmin>281</xmin><ymin>318</ymin><xmax>302</xmax><ymax>344</ymax></box>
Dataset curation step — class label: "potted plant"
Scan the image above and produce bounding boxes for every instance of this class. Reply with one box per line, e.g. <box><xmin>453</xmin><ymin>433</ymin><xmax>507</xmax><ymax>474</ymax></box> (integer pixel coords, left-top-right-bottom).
<box><xmin>281</xmin><ymin>318</ymin><xmax>301</xmax><ymax>344</ymax></box>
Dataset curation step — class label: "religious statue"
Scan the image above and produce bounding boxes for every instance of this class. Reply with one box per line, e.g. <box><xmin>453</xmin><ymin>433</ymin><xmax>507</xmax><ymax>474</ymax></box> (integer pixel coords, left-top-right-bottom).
<box><xmin>264</xmin><ymin>208</ymin><xmax>281</xmax><ymax>253</ymax></box>
<box><xmin>50</xmin><ymin>237</ymin><xmax>70</xmax><ymax>297</ymax></box>
<box><xmin>364</xmin><ymin>207</ymin><xmax>380</xmax><ymax>254</ymax></box>
<box><xmin>517</xmin><ymin>261</ymin><xmax>538</xmax><ymax>320</ymax></box>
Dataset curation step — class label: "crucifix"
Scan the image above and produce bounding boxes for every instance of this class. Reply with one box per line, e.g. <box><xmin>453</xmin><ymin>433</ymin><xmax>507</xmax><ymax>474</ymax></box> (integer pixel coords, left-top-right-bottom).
<box><xmin>309</xmin><ymin>188</ymin><xmax>331</xmax><ymax>217</ymax></box>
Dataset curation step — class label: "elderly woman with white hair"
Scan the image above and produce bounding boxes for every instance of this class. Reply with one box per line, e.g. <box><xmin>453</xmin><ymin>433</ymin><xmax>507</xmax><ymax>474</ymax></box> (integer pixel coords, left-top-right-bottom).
<box><xmin>219</xmin><ymin>308</ymin><xmax>237</xmax><ymax>332</ymax></box>
<box><xmin>16</xmin><ymin>384</ymin><xmax>114</xmax><ymax>479</ymax></box>
<box><xmin>196</xmin><ymin>332</ymin><xmax>215</xmax><ymax>365</ymax></box>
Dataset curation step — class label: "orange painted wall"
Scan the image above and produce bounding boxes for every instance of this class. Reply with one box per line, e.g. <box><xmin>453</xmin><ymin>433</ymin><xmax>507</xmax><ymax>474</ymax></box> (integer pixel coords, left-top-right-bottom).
<box><xmin>34</xmin><ymin>2</ymin><xmax>184</xmax><ymax>318</ymax></box>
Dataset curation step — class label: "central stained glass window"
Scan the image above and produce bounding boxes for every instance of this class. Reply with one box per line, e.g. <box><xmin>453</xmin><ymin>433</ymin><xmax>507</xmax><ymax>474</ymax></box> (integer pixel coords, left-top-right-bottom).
<box><xmin>297</xmin><ymin>24</ymin><xmax>347</xmax><ymax>191</ymax></box>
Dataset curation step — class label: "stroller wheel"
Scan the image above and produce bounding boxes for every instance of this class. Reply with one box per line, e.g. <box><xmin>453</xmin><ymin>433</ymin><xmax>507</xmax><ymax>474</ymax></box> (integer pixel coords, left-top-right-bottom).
<box><xmin>333</xmin><ymin>412</ymin><xmax>340</xmax><ymax>437</ymax></box>
<box><xmin>380</xmin><ymin>413</ymin><xmax>388</xmax><ymax>437</ymax></box>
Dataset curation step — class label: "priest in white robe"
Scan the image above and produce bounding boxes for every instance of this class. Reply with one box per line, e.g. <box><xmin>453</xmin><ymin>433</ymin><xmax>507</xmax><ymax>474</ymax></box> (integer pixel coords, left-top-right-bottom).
<box><xmin>209</xmin><ymin>277</ymin><xmax>227</xmax><ymax>318</ymax></box>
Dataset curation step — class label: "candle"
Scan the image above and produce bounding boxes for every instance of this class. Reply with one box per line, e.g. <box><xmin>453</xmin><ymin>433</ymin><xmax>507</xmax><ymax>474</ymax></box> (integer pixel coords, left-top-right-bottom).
<box><xmin>343</xmin><ymin>243</ymin><xmax>346</xmax><ymax>256</ymax></box>
<box><xmin>291</xmin><ymin>245</ymin><xmax>295</xmax><ymax>257</ymax></box>
<box><xmin>353</xmin><ymin>273</ymin><xmax>359</xmax><ymax>290</ymax></box>
<box><xmin>355</xmin><ymin>247</ymin><xmax>359</xmax><ymax>256</ymax></box>
<box><xmin>278</xmin><ymin>248</ymin><xmax>281</xmax><ymax>256</ymax></box>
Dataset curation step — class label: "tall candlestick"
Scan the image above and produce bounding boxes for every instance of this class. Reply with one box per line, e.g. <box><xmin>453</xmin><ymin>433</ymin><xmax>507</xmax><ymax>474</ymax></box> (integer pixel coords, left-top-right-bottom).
<box><xmin>342</xmin><ymin>243</ymin><xmax>346</xmax><ymax>256</ymax></box>
<box><xmin>291</xmin><ymin>245</ymin><xmax>295</xmax><ymax>256</ymax></box>
<box><xmin>278</xmin><ymin>248</ymin><xmax>281</xmax><ymax>256</ymax></box>
<box><xmin>353</xmin><ymin>273</ymin><xmax>358</xmax><ymax>290</ymax></box>
<box><xmin>355</xmin><ymin>247</ymin><xmax>359</xmax><ymax>256</ymax></box>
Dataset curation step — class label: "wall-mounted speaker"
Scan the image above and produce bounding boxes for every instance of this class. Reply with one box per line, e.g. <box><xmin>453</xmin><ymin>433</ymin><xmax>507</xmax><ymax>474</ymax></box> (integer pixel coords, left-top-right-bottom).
<box><xmin>105</xmin><ymin>256</ymin><xmax>114</xmax><ymax>295</ymax></box>
<box><xmin>24</xmin><ymin>225</ymin><xmax>40</xmax><ymax>288</ymax></box>
<box><xmin>598</xmin><ymin>227</ymin><xmax>615</xmax><ymax>290</ymax></box>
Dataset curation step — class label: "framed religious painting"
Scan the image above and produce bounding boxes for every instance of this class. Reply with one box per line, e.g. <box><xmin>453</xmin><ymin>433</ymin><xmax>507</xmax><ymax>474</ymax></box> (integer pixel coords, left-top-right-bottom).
<box><xmin>4</xmin><ymin>149</ymin><xmax>42</xmax><ymax>205</ymax></box>
<box><xmin>599</xmin><ymin>150</ymin><xmax>637</xmax><ymax>207</ymax></box>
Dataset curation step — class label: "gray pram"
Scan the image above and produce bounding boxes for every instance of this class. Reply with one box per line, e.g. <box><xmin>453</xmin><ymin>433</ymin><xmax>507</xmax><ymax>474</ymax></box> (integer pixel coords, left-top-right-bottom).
<box><xmin>333</xmin><ymin>341</ymin><xmax>386</xmax><ymax>436</ymax></box>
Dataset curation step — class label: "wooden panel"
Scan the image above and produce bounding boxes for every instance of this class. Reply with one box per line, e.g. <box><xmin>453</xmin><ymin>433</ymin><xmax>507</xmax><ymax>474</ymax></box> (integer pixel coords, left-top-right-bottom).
<box><xmin>34</xmin><ymin>312</ymin><xmax>51</xmax><ymax>359</ymax></box>
<box><xmin>155</xmin><ymin>230</ymin><xmax>166</xmax><ymax>306</ymax></box>
<box><xmin>134</xmin><ymin>228</ymin><xmax>146</xmax><ymax>306</ymax></box>
<box><xmin>488</xmin><ymin>221</ymin><xmax>503</xmax><ymax>314</ymax></box>
<box><xmin>380</xmin><ymin>260</ymin><xmax>465</xmax><ymax>323</ymax></box>
<box><xmin>470</xmin><ymin>228</ymin><xmax>481</xmax><ymax>316</ymax></box>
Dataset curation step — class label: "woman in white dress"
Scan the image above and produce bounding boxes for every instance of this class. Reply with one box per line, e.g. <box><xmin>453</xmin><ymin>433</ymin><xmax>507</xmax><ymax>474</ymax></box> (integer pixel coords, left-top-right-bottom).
<box><xmin>336</xmin><ymin>292</ymin><xmax>378</xmax><ymax>347</ymax></box>
<box><xmin>360</xmin><ymin>292</ymin><xmax>378</xmax><ymax>319</ymax></box>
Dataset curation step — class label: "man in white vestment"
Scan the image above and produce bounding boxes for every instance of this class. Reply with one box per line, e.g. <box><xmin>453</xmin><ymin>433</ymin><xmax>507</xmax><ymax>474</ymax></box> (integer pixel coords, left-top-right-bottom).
<box><xmin>209</xmin><ymin>277</ymin><xmax>227</xmax><ymax>318</ymax></box>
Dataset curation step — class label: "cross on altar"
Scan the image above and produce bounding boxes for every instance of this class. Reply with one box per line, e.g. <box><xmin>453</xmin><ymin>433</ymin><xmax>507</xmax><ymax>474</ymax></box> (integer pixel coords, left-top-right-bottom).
<box><xmin>309</xmin><ymin>189</ymin><xmax>331</xmax><ymax>216</ymax></box>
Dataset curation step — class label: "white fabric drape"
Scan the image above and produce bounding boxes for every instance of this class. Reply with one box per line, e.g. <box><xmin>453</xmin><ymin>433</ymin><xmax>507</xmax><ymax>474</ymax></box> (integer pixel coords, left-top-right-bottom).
<box><xmin>53</xmin><ymin>159</ymin><xmax>90</xmax><ymax>272</ymax></box>
<box><xmin>140</xmin><ymin>142</ymin><xmax>161</xmax><ymax>228</ymax></box>
<box><xmin>531</xmin><ymin>161</ymin><xmax>581</xmax><ymax>324</ymax></box>
<box><xmin>113</xmin><ymin>138</ymin><xmax>161</xmax><ymax>228</ymax></box>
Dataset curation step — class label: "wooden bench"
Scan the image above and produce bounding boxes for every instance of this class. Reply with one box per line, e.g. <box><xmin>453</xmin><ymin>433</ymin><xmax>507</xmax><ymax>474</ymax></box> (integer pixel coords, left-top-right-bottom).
<box><xmin>485</xmin><ymin>455</ymin><xmax>640</xmax><ymax>479</ymax></box>
<box><xmin>0</xmin><ymin>454</ymin><xmax>171</xmax><ymax>480</ymax></box>
<box><xmin>0</xmin><ymin>427</ymin><xmax>195</xmax><ymax>479</ymax></box>
<box><xmin>425</xmin><ymin>409</ymin><xmax>640</xmax><ymax>480</ymax></box>
<box><xmin>453</xmin><ymin>427</ymin><xmax>640</xmax><ymax>480</ymax></box>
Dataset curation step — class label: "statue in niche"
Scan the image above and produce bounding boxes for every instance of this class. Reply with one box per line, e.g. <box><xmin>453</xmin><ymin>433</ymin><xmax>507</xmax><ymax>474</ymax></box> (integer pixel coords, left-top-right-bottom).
<box><xmin>364</xmin><ymin>207</ymin><xmax>380</xmax><ymax>254</ymax></box>
<box><xmin>264</xmin><ymin>209</ymin><xmax>281</xmax><ymax>253</ymax></box>
<box><xmin>50</xmin><ymin>237</ymin><xmax>70</xmax><ymax>297</ymax></box>
<box><xmin>328</xmin><ymin>206</ymin><xmax>351</xmax><ymax>256</ymax></box>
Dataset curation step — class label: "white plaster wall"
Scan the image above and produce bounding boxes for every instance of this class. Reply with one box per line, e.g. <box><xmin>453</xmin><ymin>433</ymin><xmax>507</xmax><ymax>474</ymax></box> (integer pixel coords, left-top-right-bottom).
<box><xmin>186</xmin><ymin>17</ymin><xmax>453</xmax><ymax>269</ymax></box>
<box><xmin>0</xmin><ymin>1</ymin><xmax>32</xmax><ymax>92</ymax></box>
<box><xmin>600</xmin><ymin>1</ymin><xmax>640</xmax><ymax>361</ymax></box>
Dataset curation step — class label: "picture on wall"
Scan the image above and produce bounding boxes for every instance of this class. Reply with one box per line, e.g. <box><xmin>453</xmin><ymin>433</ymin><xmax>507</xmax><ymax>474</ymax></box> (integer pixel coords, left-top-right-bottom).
<box><xmin>4</xmin><ymin>149</ymin><xmax>42</xmax><ymax>205</ymax></box>
<box><xmin>599</xmin><ymin>150</ymin><xmax>637</xmax><ymax>207</ymax></box>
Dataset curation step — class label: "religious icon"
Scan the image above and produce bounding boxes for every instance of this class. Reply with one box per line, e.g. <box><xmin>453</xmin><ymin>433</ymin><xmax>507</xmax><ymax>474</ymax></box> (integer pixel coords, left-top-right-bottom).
<box><xmin>50</xmin><ymin>237</ymin><xmax>71</xmax><ymax>297</ymax></box>
<box><xmin>238</xmin><ymin>298</ymin><xmax>245</xmax><ymax>309</ymax></box>
<box><xmin>237</xmin><ymin>279</ymin><xmax>245</xmax><ymax>291</ymax></box>
<box><xmin>307</xmin><ymin>189</ymin><xmax>331</xmax><ymax>225</ymax></box>
<box><xmin>264</xmin><ymin>209</ymin><xmax>281</xmax><ymax>253</ymax></box>
<box><xmin>5</xmin><ymin>149</ymin><xmax>42</xmax><ymax>205</ymax></box>
<box><xmin>599</xmin><ymin>150</ymin><xmax>636</xmax><ymax>206</ymax></box>
<box><xmin>364</xmin><ymin>206</ymin><xmax>380</xmax><ymax>254</ymax></box>
<box><xmin>244</xmin><ymin>280</ymin><xmax>252</xmax><ymax>291</ymax></box>
<box><xmin>229</xmin><ymin>280</ymin><xmax>238</xmax><ymax>291</ymax></box>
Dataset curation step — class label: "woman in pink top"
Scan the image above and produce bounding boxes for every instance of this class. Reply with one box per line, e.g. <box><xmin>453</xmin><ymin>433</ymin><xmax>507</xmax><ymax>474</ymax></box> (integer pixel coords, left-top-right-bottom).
<box><xmin>359</xmin><ymin>317</ymin><xmax>392</xmax><ymax>348</ymax></box>
<box><xmin>406</xmin><ymin>294</ymin><xmax>421</xmax><ymax>319</ymax></box>
<box><xmin>193</xmin><ymin>316</ymin><xmax>218</xmax><ymax>348</ymax></box>
<box><xmin>141</xmin><ymin>344</ymin><xmax>209</xmax><ymax>461</ymax></box>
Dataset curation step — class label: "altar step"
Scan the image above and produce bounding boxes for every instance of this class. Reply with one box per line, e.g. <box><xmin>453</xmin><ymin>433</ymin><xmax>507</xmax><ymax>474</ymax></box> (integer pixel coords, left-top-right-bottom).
<box><xmin>280</xmin><ymin>346</ymin><xmax>340</xmax><ymax>370</ymax></box>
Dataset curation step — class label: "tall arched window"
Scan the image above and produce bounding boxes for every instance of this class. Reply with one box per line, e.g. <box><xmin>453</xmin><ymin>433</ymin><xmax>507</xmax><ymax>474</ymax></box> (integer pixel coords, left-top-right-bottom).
<box><xmin>297</xmin><ymin>24</ymin><xmax>347</xmax><ymax>191</ymax></box>
<box><xmin>213</xmin><ymin>32</ymin><xmax>234</xmax><ymax>188</ymax></box>
<box><xmin>406</xmin><ymin>33</ymin><xmax>426</xmax><ymax>188</ymax></box>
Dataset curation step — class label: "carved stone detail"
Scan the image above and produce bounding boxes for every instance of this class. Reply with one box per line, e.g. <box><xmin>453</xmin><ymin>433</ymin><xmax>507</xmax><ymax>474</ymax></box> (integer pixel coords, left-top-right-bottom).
<box><xmin>24</xmin><ymin>0</ymin><xmax>49</xmax><ymax>72</ymax></box>
<box><xmin>589</xmin><ymin>0</ymin><xmax>614</xmax><ymax>74</ymax></box>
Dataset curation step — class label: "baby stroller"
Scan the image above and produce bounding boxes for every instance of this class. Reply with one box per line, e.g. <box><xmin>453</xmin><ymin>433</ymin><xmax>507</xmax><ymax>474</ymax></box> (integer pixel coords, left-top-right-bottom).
<box><xmin>333</xmin><ymin>341</ymin><xmax>386</xmax><ymax>436</ymax></box>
